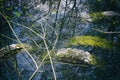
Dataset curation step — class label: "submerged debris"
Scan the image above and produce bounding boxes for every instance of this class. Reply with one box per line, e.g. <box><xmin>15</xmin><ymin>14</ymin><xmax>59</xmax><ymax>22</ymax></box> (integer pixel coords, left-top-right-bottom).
<box><xmin>0</xmin><ymin>43</ymin><xmax>33</xmax><ymax>60</ymax></box>
<box><xmin>55</xmin><ymin>48</ymin><xmax>92</xmax><ymax>64</ymax></box>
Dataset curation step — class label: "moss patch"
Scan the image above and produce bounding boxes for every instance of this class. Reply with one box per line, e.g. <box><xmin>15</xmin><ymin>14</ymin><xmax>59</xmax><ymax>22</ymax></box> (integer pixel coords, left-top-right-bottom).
<box><xmin>89</xmin><ymin>12</ymin><xmax>104</xmax><ymax>21</ymax></box>
<box><xmin>67</xmin><ymin>36</ymin><xmax>112</xmax><ymax>49</ymax></box>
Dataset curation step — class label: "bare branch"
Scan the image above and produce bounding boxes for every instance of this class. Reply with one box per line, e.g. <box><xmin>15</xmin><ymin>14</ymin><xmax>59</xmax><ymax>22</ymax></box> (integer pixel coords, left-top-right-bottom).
<box><xmin>92</xmin><ymin>28</ymin><xmax>120</xmax><ymax>34</ymax></box>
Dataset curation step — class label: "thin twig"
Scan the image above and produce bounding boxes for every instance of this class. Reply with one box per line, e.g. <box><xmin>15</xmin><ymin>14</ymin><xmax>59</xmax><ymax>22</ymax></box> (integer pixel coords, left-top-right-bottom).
<box><xmin>0</xmin><ymin>33</ymin><xmax>17</xmax><ymax>42</ymax></box>
<box><xmin>0</xmin><ymin>12</ymin><xmax>38</xmax><ymax>69</ymax></box>
<box><xmin>14</xmin><ymin>57</ymin><xmax>22</xmax><ymax>80</ymax></box>
<box><xmin>11</xmin><ymin>21</ymin><xmax>58</xmax><ymax>80</ymax></box>
<box><xmin>29</xmin><ymin>22</ymin><xmax>58</xmax><ymax>80</ymax></box>
<box><xmin>92</xmin><ymin>28</ymin><xmax>120</xmax><ymax>34</ymax></box>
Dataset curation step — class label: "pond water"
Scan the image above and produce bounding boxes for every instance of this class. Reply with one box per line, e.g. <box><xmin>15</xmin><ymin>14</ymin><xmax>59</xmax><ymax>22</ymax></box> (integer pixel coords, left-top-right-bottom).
<box><xmin>0</xmin><ymin>0</ymin><xmax>120</xmax><ymax>80</ymax></box>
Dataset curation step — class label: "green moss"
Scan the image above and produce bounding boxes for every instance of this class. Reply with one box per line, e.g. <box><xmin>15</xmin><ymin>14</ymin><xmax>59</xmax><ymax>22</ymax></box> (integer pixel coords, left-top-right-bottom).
<box><xmin>68</xmin><ymin>36</ymin><xmax>112</xmax><ymax>49</ymax></box>
<box><xmin>55</xmin><ymin>50</ymin><xmax>75</xmax><ymax>62</ymax></box>
<box><xmin>55</xmin><ymin>49</ymin><xmax>90</xmax><ymax>65</ymax></box>
<box><xmin>89</xmin><ymin>55</ymin><xmax>97</xmax><ymax>65</ymax></box>
<box><xmin>38</xmin><ymin>50</ymin><xmax>55</xmax><ymax>64</ymax></box>
<box><xmin>15</xmin><ymin>43</ymin><xmax>33</xmax><ymax>51</ymax></box>
<box><xmin>15</xmin><ymin>12</ymin><xmax>21</xmax><ymax>17</ymax></box>
<box><xmin>89</xmin><ymin>12</ymin><xmax>104</xmax><ymax>21</ymax></box>
<box><xmin>55</xmin><ymin>49</ymin><xmax>102</xmax><ymax>66</ymax></box>
<box><xmin>37</xmin><ymin>48</ymin><xmax>104</xmax><ymax>67</ymax></box>
<box><xmin>89</xmin><ymin>55</ymin><xmax>104</xmax><ymax>67</ymax></box>
<box><xmin>0</xmin><ymin>43</ymin><xmax>34</xmax><ymax>60</ymax></box>
<box><xmin>56</xmin><ymin>49</ymin><xmax>77</xmax><ymax>59</ymax></box>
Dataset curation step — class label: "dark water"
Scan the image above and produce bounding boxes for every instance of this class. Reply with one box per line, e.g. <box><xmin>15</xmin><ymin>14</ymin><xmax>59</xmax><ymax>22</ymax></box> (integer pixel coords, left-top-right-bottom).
<box><xmin>0</xmin><ymin>0</ymin><xmax>120</xmax><ymax>80</ymax></box>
